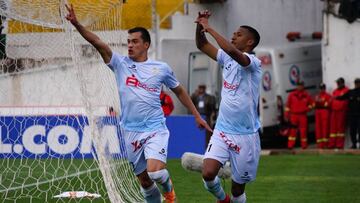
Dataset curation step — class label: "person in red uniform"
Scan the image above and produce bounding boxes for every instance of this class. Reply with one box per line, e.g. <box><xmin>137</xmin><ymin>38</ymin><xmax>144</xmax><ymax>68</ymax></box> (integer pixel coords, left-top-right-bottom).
<box><xmin>314</xmin><ymin>83</ymin><xmax>332</xmax><ymax>149</ymax></box>
<box><xmin>328</xmin><ymin>77</ymin><xmax>349</xmax><ymax>149</ymax></box>
<box><xmin>285</xmin><ymin>81</ymin><xmax>314</xmax><ymax>149</ymax></box>
<box><xmin>160</xmin><ymin>90</ymin><xmax>174</xmax><ymax>116</ymax></box>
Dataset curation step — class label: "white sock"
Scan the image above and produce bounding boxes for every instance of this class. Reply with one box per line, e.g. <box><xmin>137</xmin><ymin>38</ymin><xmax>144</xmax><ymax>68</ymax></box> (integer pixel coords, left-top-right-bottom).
<box><xmin>232</xmin><ymin>193</ymin><xmax>246</xmax><ymax>203</ymax></box>
<box><xmin>148</xmin><ymin>169</ymin><xmax>173</xmax><ymax>192</ymax></box>
<box><xmin>203</xmin><ymin>176</ymin><xmax>226</xmax><ymax>200</ymax></box>
<box><xmin>141</xmin><ymin>183</ymin><xmax>161</xmax><ymax>203</ymax></box>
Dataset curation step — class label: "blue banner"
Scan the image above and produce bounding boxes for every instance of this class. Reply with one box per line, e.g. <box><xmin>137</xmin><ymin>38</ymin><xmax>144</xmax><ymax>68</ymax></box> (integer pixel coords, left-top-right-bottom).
<box><xmin>0</xmin><ymin>116</ymin><xmax>124</xmax><ymax>159</ymax></box>
<box><xmin>166</xmin><ymin>115</ymin><xmax>206</xmax><ymax>158</ymax></box>
<box><xmin>0</xmin><ymin>115</ymin><xmax>206</xmax><ymax>159</ymax></box>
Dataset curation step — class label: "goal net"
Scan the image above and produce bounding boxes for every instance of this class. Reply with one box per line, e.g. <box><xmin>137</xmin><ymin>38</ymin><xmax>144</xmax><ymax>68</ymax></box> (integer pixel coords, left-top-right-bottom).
<box><xmin>0</xmin><ymin>0</ymin><xmax>144</xmax><ymax>202</ymax></box>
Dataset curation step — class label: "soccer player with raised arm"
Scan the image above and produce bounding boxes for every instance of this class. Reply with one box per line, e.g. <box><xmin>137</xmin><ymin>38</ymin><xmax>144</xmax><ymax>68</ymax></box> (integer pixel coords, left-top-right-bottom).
<box><xmin>195</xmin><ymin>10</ymin><xmax>262</xmax><ymax>203</ymax></box>
<box><xmin>65</xmin><ymin>4</ymin><xmax>212</xmax><ymax>203</ymax></box>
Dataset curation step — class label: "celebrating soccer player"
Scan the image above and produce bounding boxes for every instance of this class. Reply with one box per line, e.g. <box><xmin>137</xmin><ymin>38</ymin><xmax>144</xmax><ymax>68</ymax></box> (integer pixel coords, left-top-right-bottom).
<box><xmin>195</xmin><ymin>10</ymin><xmax>262</xmax><ymax>203</ymax></box>
<box><xmin>65</xmin><ymin>4</ymin><xmax>211</xmax><ymax>203</ymax></box>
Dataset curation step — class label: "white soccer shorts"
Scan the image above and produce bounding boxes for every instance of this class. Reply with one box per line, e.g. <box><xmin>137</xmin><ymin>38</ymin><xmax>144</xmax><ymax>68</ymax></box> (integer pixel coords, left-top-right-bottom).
<box><xmin>123</xmin><ymin>128</ymin><xmax>170</xmax><ymax>175</ymax></box>
<box><xmin>204</xmin><ymin>129</ymin><xmax>261</xmax><ymax>184</ymax></box>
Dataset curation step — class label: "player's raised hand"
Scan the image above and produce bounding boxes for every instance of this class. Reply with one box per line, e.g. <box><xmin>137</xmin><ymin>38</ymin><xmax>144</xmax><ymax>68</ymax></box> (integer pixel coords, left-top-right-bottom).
<box><xmin>65</xmin><ymin>4</ymin><xmax>78</xmax><ymax>25</ymax></box>
<box><xmin>195</xmin><ymin>10</ymin><xmax>211</xmax><ymax>33</ymax></box>
<box><xmin>195</xmin><ymin>10</ymin><xmax>211</xmax><ymax>23</ymax></box>
<box><xmin>197</xmin><ymin>10</ymin><xmax>211</xmax><ymax>20</ymax></box>
<box><xmin>197</xmin><ymin>17</ymin><xmax>211</xmax><ymax>33</ymax></box>
<box><xmin>195</xmin><ymin>116</ymin><xmax>213</xmax><ymax>133</ymax></box>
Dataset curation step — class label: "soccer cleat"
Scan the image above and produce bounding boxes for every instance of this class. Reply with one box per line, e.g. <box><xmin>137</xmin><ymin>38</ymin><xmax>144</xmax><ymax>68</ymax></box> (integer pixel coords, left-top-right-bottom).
<box><xmin>163</xmin><ymin>178</ymin><xmax>176</xmax><ymax>203</ymax></box>
<box><xmin>217</xmin><ymin>194</ymin><xmax>230</xmax><ymax>203</ymax></box>
<box><xmin>163</xmin><ymin>187</ymin><xmax>176</xmax><ymax>203</ymax></box>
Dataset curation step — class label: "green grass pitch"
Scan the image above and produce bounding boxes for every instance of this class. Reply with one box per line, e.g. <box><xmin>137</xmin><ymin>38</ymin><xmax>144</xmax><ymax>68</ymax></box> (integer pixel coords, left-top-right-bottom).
<box><xmin>1</xmin><ymin>154</ymin><xmax>360</xmax><ymax>203</ymax></box>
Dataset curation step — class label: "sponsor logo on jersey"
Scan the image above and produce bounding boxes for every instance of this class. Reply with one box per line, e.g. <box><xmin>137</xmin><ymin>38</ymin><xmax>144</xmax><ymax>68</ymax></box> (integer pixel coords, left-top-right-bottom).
<box><xmin>125</xmin><ymin>74</ymin><xmax>159</xmax><ymax>92</ymax></box>
<box><xmin>223</xmin><ymin>80</ymin><xmax>239</xmax><ymax>90</ymax></box>
<box><xmin>225</xmin><ymin>64</ymin><xmax>232</xmax><ymax>70</ymax></box>
<box><xmin>128</xmin><ymin>64</ymin><xmax>136</xmax><ymax>70</ymax></box>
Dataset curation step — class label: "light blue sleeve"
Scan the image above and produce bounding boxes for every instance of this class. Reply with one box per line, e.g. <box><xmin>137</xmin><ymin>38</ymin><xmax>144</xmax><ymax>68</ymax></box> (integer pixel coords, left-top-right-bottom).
<box><xmin>217</xmin><ymin>49</ymin><xmax>261</xmax><ymax>72</ymax></box>
<box><xmin>163</xmin><ymin>65</ymin><xmax>180</xmax><ymax>89</ymax></box>
<box><xmin>216</xmin><ymin>49</ymin><xmax>227</xmax><ymax>66</ymax></box>
<box><xmin>243</xmin><ymin>53</ymin><xmax>262</xmax><ymax>72</ymax></box>
<box><xmin>107</xmin><ymin>52</ymin><xmax>126</xmax><ymax>72</ymax></box>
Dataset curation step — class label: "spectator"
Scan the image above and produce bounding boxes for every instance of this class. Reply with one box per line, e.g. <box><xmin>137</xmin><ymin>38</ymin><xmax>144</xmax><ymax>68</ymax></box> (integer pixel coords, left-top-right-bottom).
<box><xmin>314</xmin><ymin>83</ymin><xmax>332</xmax><ymax>149</ymax></box>
<box><xmin>329</xmin><ymin>77</ymin><xmax>349</xmax><ymax>149</ymax></box>
<box><xmin>160</xmin><ymin>90</ymin><xmax>174</xmax><ymax>116</ymax></box>
<box><xmin>284</xmin><ymin>81</ymin><xmax>314</xmax><ymax>149</ymax></box>
<box><xmin>191</xmin><ymin>84</ymin><xmax>216</xmax><ymax>146</ymax></box>
<box><xmin>337</xmin><ymin>78</ymin><xmax>360</xmax><ymax>149</ymax></box>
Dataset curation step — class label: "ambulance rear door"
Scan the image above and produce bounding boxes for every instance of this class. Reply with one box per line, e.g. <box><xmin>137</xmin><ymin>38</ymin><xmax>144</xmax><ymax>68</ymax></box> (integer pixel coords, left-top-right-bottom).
<box><xmin>256</xmin><ymin>50</ymin><xmax>279</xmax><ymax>128</ymax></box>
<box><xmin>276</xmin><ymin>43</ymin><xmax>322</xmax><ymax>98</ymax></box>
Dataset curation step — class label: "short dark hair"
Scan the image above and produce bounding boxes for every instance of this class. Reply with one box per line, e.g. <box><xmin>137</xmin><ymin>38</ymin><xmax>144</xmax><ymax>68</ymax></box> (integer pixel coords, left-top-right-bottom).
<box><xmin>240</xmin><ymin>25</ymin><xmax>260</xmax><ymax>49</ymax></box>
<box><xmin>336</xmin><ymin>77</ymin><xmax>345</xmax><ymax>84</ymax></box>
<box><xmin>198</xmin><ymin>84</ymin><xmax>206</xmax><ymax>89</ymax></box>
<box><xmin>128</xmin><ymin>27</ymin><xmax>151</xmax><ymax>44</ymax></box>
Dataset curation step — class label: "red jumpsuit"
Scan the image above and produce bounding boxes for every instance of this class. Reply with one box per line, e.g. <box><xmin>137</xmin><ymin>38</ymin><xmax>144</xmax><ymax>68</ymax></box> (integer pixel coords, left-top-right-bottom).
<box><xmin>285</xmin><ymin>90</ymin><xmax>313</xmax><ymax>149</ymax></box>
<box><xmin>314</xmin><ymin>91</ymin><xmax>332</xmax><ymax>149</ymax></box>
<box><xmin>329</xmin><ymin>87</ymin><xmax>349</xmax><ymax>149</ymax></box>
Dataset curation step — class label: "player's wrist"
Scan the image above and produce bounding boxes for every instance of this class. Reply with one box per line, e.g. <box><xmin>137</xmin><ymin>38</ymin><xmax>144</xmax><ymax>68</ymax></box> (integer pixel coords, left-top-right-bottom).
<box><xmin>205</xmin><ymin>27</ymin><xmax>214</xmax><ymax>33</ymax></box>
<box><xmin>194</xmin><ymin>113</ymin><xmax>202</xmax><ymax>120</ymax></box>
<box><xmin>73</xmin><ymin>21</ymin><xmax>81</xmax><ymax>27</ymax></box>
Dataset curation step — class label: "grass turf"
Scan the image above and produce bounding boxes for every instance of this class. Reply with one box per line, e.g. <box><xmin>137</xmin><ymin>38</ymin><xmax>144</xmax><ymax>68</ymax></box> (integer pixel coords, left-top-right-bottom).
<box><xmin>168</xmin><ymin>154</ymin><xmax>360</xmax><ymax>203</ymax></box>
<box><xmin>1</xmin><ymin>154</ymin><xmax>360</xmax><ymax>202</ymax></box>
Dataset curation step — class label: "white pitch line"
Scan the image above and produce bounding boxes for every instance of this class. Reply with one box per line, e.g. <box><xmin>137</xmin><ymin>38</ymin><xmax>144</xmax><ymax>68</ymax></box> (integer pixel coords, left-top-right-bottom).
<box><xmin>0</xmin><ymin>167</ymin><xmax>100</xmax><ymax>193</ymax></box>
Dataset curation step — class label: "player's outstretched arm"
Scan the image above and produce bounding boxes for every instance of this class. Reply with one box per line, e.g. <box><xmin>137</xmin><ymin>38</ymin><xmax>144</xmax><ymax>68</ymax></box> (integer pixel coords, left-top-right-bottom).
<box><xmin>197</xmin><ymin>12</ymin><xmax>250</xmax><ymax>67</ymax></box>
<box><xmin>171</xmin><ymin>85</ymin><xmax>213</xmax><ymax>132</ymax></box>
<box><xmin>65</xmin><ymin>4</ymin><xmax>112</xmax><ymax>64</ymax></box>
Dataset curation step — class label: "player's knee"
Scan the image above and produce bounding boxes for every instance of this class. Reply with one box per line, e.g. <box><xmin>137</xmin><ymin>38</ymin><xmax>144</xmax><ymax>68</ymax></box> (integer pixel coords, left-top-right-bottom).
<box><xmin>231</xmin><ymin>181</ymin><xmax>245</xmax><ymax>197</ymax></box>
<box><xmin>148</xmin><ymin>169</ymin><xmax>169</xmax><ymax>184</ymax></box>
<box><xmin>137</xmin><ymin>171</ymin><xmax>154</xmax><ymax>188</ymax></box>
<box><xmin>202</xmin><ymin>168</ymin><xmax>217</xmax><ymax>181</ymax></box>
<box><xmin>202</xmin><ymin>159</ymin><xmax>221</xmax><ymax>181</ymax></box>
<box><xmin>139</xmin><ymin>177</ymin><xmax>154</xmax><ymax>189</ymax></box>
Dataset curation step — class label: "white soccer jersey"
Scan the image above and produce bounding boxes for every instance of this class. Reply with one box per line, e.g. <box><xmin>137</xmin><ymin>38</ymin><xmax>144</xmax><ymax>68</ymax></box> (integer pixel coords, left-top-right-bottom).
<box><xmin>108</xmin><ymin>52</ymin><xmax>179</xmax><ymax>132</ymax></box>
<box><xmin>215</xmin><ymin>49</ymin><xmax>262</xmax><ymax>134</ymax></box>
